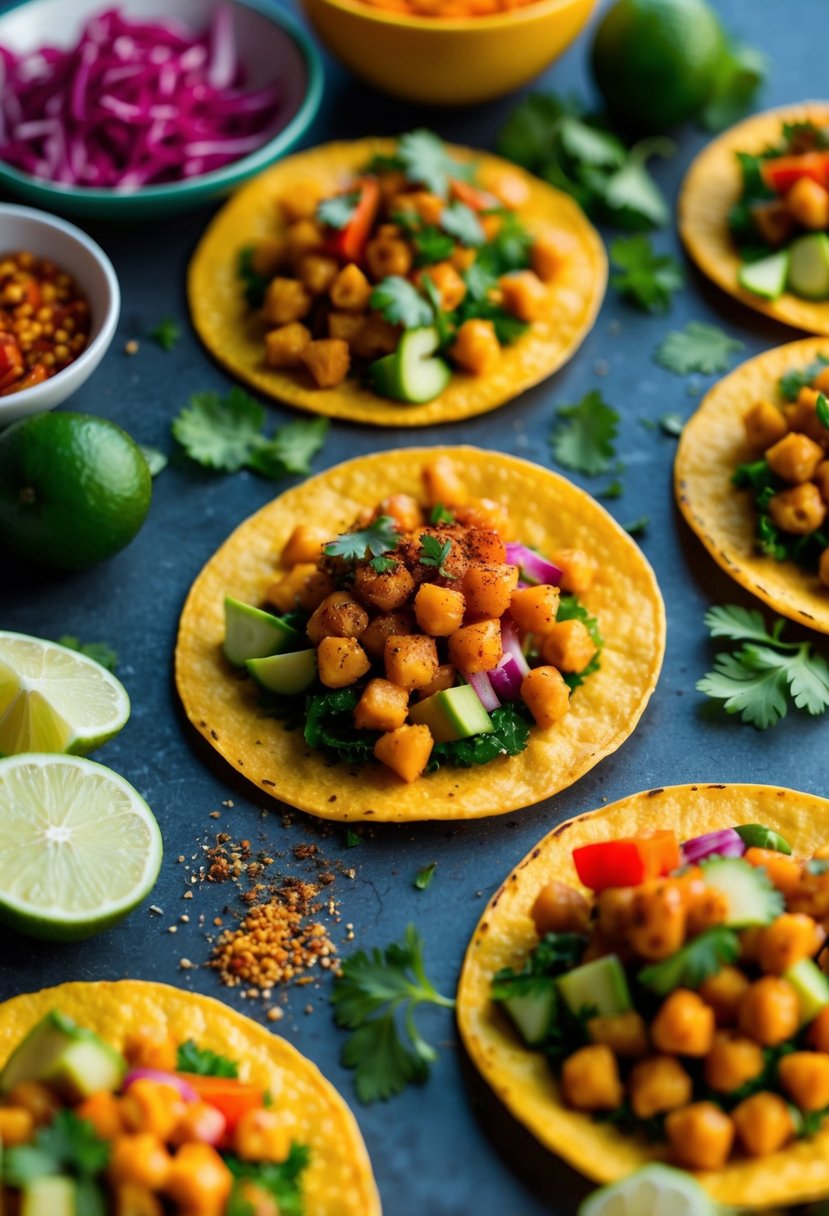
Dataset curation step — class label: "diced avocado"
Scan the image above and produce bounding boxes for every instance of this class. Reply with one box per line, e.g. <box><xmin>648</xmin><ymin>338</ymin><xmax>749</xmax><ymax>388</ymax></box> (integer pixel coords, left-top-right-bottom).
<box><xmin>246</xmin><ymin>649</ymin><xmax>316</xmax><ymax>696</ymax></box>
<box><xmin>788</xmin><ymin>233</ymin><xmax>829</xmax><ymax>300</ymax></box>
<box><xmin>735</xmin><ymin>823</ymin><xmax>792</xmax><ymax>855</ymax></box>
<box><xmin>701</xmin><ymin>857</ymin><xmax>783</xmax><ymax>928</ymax></box>
<box><xmin>223</xmin><ymin>597</ymin><xmax>299</xmax><ymax>666</ymax></box>
<box><xmin>738</xmin><ymin>249</ymin><xmax>790</xmax><ymax>300</ymax></box>
<box><xmin>785</xmin><ymin>957</ymin><xmax>829</xmax><ymax>1023</ymax></box>
<box><xmin>494</xmin><ymin>977</ymin><xmax>557</xmax><ymax>1048</ymax></box>
<box><xmin>21</xmin><ymin>1176</ymin><xmax>77</xmax><ymax>1216</ymax></box>
<box><xmin>0</xmin><ymin>1010</ymin><xmax>125</xmax><ymax>1101</ymax></box>
<box><xmin>368</xmin><ymin>327</ymin><xmax>451</xmax><ymax>405</ymax></box>
<box><xmin>556</xmin><ymin>954</ymin><xmax>632</xmax><ymax>1018</ymax></box>
<box><xmin>408</xmin><ymin>685</ymin><xmax>493</xmax><ymax>743</ymax></box>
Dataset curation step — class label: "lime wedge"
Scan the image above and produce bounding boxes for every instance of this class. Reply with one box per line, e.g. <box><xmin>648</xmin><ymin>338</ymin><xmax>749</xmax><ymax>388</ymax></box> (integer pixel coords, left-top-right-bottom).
<box><xmin>578</xmin><ymin>1165</ymin><xmax>716</xmax><ymax>1216</ymax></box>
<box><xmin>0</xmin><ymin>631</ymin><xmax>130</xmax><ymax>757</ymax></box>
<box><xmin>0</xmin><ymin>754</ymin><xmax>162</xmax><ymax>940</ymax></box>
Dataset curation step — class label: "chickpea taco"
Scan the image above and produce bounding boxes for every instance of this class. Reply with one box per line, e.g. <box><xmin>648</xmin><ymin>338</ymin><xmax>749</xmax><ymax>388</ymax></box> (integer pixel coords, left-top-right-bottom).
<box><xmin>680</xmin><ymin>102</ymin><xmax>829</xmax><ymax>333</ymax></box>
<box><xmin>188</xmin><ymin>131</ymin><xmax>606</xmax><ymax>427</ymax></box>
<box><xmin>458</xmin><ymin>783</ymin><xmax>829</xmax><ymax>1209</ymax></box>
<box><xmin>174</xmin><ymin>448</ymin><xmax>664</xmax><ymax>822</ymax></box>
<box><xmin>676</xmin><ymin>337</ymin><xmax>829</xmax><ymax>632</ymax></box>
<box><xmin>0</xmin><ymin>979</ymin><xmax>380</xmax><ymax>1215</ymax></box>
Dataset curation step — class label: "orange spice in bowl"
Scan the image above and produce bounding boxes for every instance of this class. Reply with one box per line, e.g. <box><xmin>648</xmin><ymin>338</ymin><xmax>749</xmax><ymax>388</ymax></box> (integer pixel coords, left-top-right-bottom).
<box><xmin>0</xmin><ymin>251</ymin><xmax>90</xmax><ymax>397</ymax></box>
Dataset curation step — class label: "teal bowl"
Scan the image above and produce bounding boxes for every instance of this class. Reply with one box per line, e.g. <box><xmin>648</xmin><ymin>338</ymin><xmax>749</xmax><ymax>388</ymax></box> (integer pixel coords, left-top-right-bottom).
<box><xmin>0</xmin><ymin>0</ymin><xmax>324</xmax><ymax>220</ymax></box>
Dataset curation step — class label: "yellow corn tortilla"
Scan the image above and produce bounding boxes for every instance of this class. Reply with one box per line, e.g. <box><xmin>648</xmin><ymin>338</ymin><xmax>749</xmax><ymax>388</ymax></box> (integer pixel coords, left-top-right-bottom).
<box><xmin>457</xmin><ymin>782</ymin><xmax>829</xmax><ymax>1209</ymax></box>
<box><xmin>679</xmin><ymin>102</ymin><xmax>829</xmax><ymax>334</ymax></box>
<box><xmin>675</xmin><ymin>336</ymin><xmax>829</xmax><ymax>632</ymax></box>
<box><xmin>0</xmin><ymin>980</ymin><xmax>380</xmax><ymax>1216</ymax></box>
<box><xmin>187</xmin><ymin>138</ymin><xmax>606</xmax><ymax>427</ymax></box>
<box><xmin>174</xmin><ymin>447</ymin><xmax>665</xmax><ymax>822</ymax></box>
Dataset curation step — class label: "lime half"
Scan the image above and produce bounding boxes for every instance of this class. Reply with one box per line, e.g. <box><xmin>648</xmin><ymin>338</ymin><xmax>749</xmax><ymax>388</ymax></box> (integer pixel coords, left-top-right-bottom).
<box><xmin>0</xmin><ymin>754</ymin><xmax>162</xmax><ymax>940</ymax></box>
<box><xmin>578</xmin><ymin>1165</ymin><xmax>716</xmax><ymax>1216</ymax></box>
<box><xmin>0</xmin><ymin>631</ymin><xmax>130</xmax><ymax>757</ymax></box>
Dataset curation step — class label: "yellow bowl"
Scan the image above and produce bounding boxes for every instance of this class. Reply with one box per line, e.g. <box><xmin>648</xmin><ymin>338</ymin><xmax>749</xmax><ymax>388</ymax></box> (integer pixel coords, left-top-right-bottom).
<box><xmin>302</xmin><ymin>0</ymin><xmax>597</xmax><ymax>106</ymax></box>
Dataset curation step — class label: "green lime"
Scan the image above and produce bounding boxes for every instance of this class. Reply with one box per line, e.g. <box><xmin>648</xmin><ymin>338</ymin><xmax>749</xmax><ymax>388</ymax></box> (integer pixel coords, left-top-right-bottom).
<box><xmin>0</xmin><ymin>631</ymin><xmax>130</xmax><ymax>757</ymax></box>
<box><xmin>592</xmin><ymin>0</ymin><xmax>726</xmax><ymax>132</ymax></box>
<box><xmin>0</xmin><ymin>753</ymin><xmax>162</xmax><ymax>940</ymax></box>
<box><xmin>0</xmin><ymin>411</ymin><xmax>152</xmax><ymax>570</ymax></box>
<box><xmin>578</xmin><ymin>1165</ymin><xmax>716</xmax><ymax>1216</ymax></box>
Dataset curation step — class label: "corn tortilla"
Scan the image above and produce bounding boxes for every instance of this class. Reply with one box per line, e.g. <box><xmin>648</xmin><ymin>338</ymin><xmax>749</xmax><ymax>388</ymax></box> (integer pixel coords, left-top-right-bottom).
<box><xmin>679</xmin><ymin>102</ymin><xmax>829</xmax><ymax>334</ymax></box>
<box><xmin>174</xmin><ymin>447</ymin><xmax>665</xmax><ymax>822</ymax></box>
<box><xmin>187</xmin><ymin>138</ymin><xmax>607</xmax><ymax>427</ymax></box>
<box><xmin>675</xmin><ymin>336</ymin><xmax>829</xmax><ymax>632</ymax></box>
<box><xmin>0</xmin><ymin>979</ymin><xmax>381</xmax><ymax>1216</ymax></box>
<box><xmin>457</xmin><ymin>783</ymin><xmax>829</xmax><ymax>1209</ymax></box>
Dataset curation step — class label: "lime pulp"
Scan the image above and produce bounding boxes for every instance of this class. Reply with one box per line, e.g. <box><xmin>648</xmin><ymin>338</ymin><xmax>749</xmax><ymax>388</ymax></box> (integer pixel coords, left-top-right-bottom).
<box><xmin>578</xmin><ymin>1164</ymin><xmax>717</xmax><ymax>1216</ymax></box>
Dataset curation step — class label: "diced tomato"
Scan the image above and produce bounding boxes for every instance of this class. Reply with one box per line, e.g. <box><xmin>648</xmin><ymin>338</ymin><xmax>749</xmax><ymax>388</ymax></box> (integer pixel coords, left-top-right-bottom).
<box><xmin>327</xmin><ymin>177</ymin><xmax>380</xmax><ymax>263</ymax></box>
<box><xmin>449</xmin><ymin>177</ymin><xmax>500</xmax><ymax>212</ymax></box>
<box><xmin>761</xmin><ymin>152</ymin><xmax>829</xmax><ymax>194</ymax></box>
<box><xmin>176</xmin><ymin>1073</ymin><xmax>264</xmax><ymax>1135</ymax></box>
<box><xmin>0</xmin><ymin>363</ymin><xmax>47</xmax><ymax>395</ymax></box>
<box><xmin>572</xmin><ymin>830</ymin><xmax>680</xmax><ymax>892</ymax></box>
<box><xmin>0</xmin><ymin>335</ymin><xmax>23</xmax><ymax>389</ymax></box>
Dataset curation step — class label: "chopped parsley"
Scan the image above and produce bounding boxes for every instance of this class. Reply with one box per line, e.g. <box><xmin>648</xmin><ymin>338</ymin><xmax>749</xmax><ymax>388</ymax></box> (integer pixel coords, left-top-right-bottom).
<box><xmin>418</xmin><ymin>534</ymin><xmax>456</xmax><ymax>578</ymax></box>
<box><xmin>369</xmin><ymin>555</ymin><xmax>399</xmax><ymax>574</ymax></box>
<box><xmin>176</xmin><ymin>1039</ymin><xmax>239</xmax><ymax>1078</ymax></box>
<box><xmin>324</xmin><ymin>516</ymin><xmax>399</xmax><ymax>563</ymax></box>
<box><xmin>430</xmin><ymin>504</ymin><xmax>455</xmax><ymax>525</ymax></box>
<box><xmin>226</xmin><ymin>1143</ymin><xmax>309</xmax><ymax>1216</ymax></box>
<box><xmin>4</xmin><ymin>1110</ymin><xmax>109</xmax><ymax>1206</ymax></box>
<box><xmin>550</xmin><ymin>389</ymin><xmax>620</xmax><ymax>476</ymax></box>
<box><xmin>369</xmin><ymin>276</ymin><xmax>433</xmax><ymax>329</ymax></box>
<box><xmin>440</xmin><ymin>202</ymin><xmax>485</xmax><ymax>246</ymax></box>
<box><xmin>238</xmin><ymin>245</ymin><xmax>270</xmax><ymax>308</ymax></box>
<box><xmin>638</xmin><ymin>926</ymin><xmax>740</xmax><ymax>996</ymax></box>
<box><xmin>149</xmin><ymin>316</ymin><xmax>181</xmax><ymax>351</ymax></box>
<box><xmin>610</xmin><ymin>234</ymin><xmax>683</xmax><ymax>313</ymax></box>
<box><xmin>654</xmin><ymin>323</ymin><xmax>744</xmax><ymax>376</ymax></box>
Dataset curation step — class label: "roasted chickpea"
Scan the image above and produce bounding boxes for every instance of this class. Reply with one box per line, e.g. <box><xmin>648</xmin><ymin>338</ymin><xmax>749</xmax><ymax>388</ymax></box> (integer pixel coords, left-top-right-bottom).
<box><xmin>731</xmin><ymin>1091</ymin><xmax>794</xmax><ymax>1157</ymax></box>
<box><xmin>596</xmin><ymin>887</ymin><xmax>636</xmax><ymax>949</ymax></box>
<box><xmin>768</xmin><ymin>482</ymin><xmax>827</xmax><ymax>535</ymax></box>
<box><xmin>738</xmin><ymin>976</ymin><xmax>800</xmax><ymax>1046</ymax></box>
<box><xmin>651</xmin><ymin>989</ymin><xmax>715</xmax><ymax>1057</ymax></box>
<box><xmin>765</xmin><ymin>431</ymin><xmax>825</xmax><ymax>483</ymax></box>
<box><xmin>743</xmin><ymin>399</ymin><xmax>787</xmax><ymax>451</ymax></box>
<box><xmin>628</xmin><ymin>881</ymin><xmax>687</xmax><ymax>961</ymax></box>
<box><xmin>698</xmin><ymin>966</ymin><xmax>750</xmax><ymax>1027</ymax></box>
<box><xmin>778</xmin><ymin>1051</ymin><xmax>829</xmax><ymax>1111</ymax></box>
<box><xmin>757</xmin><ymin>913</ymin><xmax>825</xmax><ymax>975</ymax></box>
<box><xmin>109</xmin><ymin>1134</ymin><xmax>172</xmax><ymax>1189</ymax></box>
<box><xmin>560</xmin><ymin>1044</ymin><xmax>623</xmax><ymax>1111</ymax></box>
<box><xmin>665</xmin><ymin>1102</ymin><xmax>735</xmax><ymax>1171</ymax></box>
<box><xmin>587</xmin><ymin>1011</ymin><xmax>649</xmax><ymax>1058</ymax></box>
<box><xmin>629</xmin><ymin>1055</ymin><xmax>692</xmax><ymax>1118</ymax></box>
<box><xmin>531</xmin><ymin>880</ymin><xmax>590</xmax><ymax>936</ymax></box>
<box><xmin>703</xmin><ymin>1030</ymin><xmax>764</xmax><ymax>1094</ymax></box>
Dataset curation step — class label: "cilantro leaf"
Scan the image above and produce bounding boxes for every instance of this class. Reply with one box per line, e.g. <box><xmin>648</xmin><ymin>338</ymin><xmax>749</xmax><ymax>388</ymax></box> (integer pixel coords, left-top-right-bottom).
<box><xmin>703</xmin><ymin>604</ymin><xmax>784</xmax><ymax>646</ymax></box>
<box><xmin>4</xmin><ymin>1110</ymin><xmax>109</xmax><ymax>1188</ymax></box>
<box><xmin>238</xmin><ymin>246</ymin><xmax>270</xmax><ymax>308</ymax></box>
<box><xmin>226</xmin><ymin>1143</ymin><xmax>309</xmax><ymax>1216</ymax></box>
<box><xmin>654</xmin><ymin>322</ymin><xmax>744</xmax><ymax>376</ymax></box>
<box><xmin>176</xmin><ymin>1039</ymin><xmax>239</xmax><ymax>1078</ymax></box>
<box><xmin>418</xmin><ymin>534</ymin><xmax>456</xmax><ymax>578</ymax></box>
<box><xmin>638</xmin><ymin>927</ymin><xmax>740</xmax><ymax>997</ymax></box>
<box><xmin>586</xmin><ymin>137</ymin><xmax>674</xmax><ymax>230</ymax></box>
<box><xmin>414</xmin><ymin>862</ymin><xmax>437</xmax><ymax>890</ymax></box>
<box><xmin>325</xmin><ymin>516</ymin><xmax>399</xmax><ymax>562</ymax></box>
<box><xmin>700</xmin><ymin>43</ymin><xmax>767</xmax><ymax>133</ymax></box>
<box><xmin>440</xmin><ymin>202</ymin><xmax>484</xmax><ymax>247</ymax></box>
<box><xmin>246</xmin><ymin>417</ymin><xmax>329</xmax><ymax>479</ymax></box>
<box><xmin>659</xmin><ymin>413</ymin><xmax>684</xmax><ymax>437</ymax></box>
<box><xmin>779</xmin><ymin>355</ymin><xmax>829</xmax><ymax>401</ymax></box>
<box><xmin>558</xmin><ymin>115</ymin><xmax>626</xmax><ymax>168</ymax></box>
<box><xmin>316</xmin><ymin>190</ymin><xmax>360</xmax><ymax>230</ymax></box>
<box><xmin>139</xmin><ymin>444</ymin><xmax>167</xmax><ymax>477</ymax></box>
<box><xmin>57</xmin><ymin>636</ymin><xmax>117</xmax><ymax>672</ymax></box>
<box><xmin>397</xmin><ymin>129</ymin><xmax>470</xmax><ymax>198</ymax></box>
<box><xmin>430</xmin><ymin>504</ymin><xmax>455</xmax><ymax>524</ymax></box>
<box><xmin>149</xmin><ymin>317</ymin><xmax>181</xmax><ymax>351</ymax></box>
<box><xmin>550</xmin><ymin>390</ymin><xmax>619</xmax><ymax>475</ymax></box>
<box><xmin>369</xmin><ymin>276</ymin><xmax>433</xmax><ymax>329</ymax></box>
<box><xmin>610</xmin><ymin>234</ymin><xmax>683</xmax><ymax>313</ymax></box>
<box><xmin>370</xmin><ymin>555</ymin><xmax>398</xmax><ymax>574</ymax></box>
<box><xmin>624</xmin><ymin>516</ymin><xmax>650</xmax><ymax>537</ymax></box>
<box><xmin>332</xmin><ymin>924</ymin><xmax>454</xmax><ymax>1103</ymax></box>
<box><xmin>406</xmin><ymin>224</ymin><xmax>456</xmax><ymax>267</ymax></box>
<box><xmin>600</xmin><ymin>480</ymin><xmax>624</xmax><ymax>499</ymax></box>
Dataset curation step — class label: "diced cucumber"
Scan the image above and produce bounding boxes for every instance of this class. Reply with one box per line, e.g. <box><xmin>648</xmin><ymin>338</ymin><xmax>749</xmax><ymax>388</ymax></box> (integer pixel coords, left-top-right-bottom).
<box><xmin>246</xmin><ymin>649</ymin><xmax>317</xmax><ymax>696</ymax></box>
<box><xmin>785</xmin><ymin>957</ymin><xmax>829</xmax><ymax>1023</ymax></box>
<box><xmin>0</xmin><ymin>1010</ymin><xmax>125</xmax><ymax>1100</ymax></box>
<box><xmin>368</xmin><ymin>327</ymin><xmax>451</xmax><ymax>404</ymax></box>
<box><xmin>735</xmin><ymin>823</ymin><xmax>792</xmax><ymax>855</ymax></box>
<box><xmin>223</xmin><ymin>597</ymin><xmax>300</xmax><ymax>666</ymax></box>
<box><xmin>21</xmin><ymin>1176</ymin><xmax>77</xmax><ymax>1216</ymax></box>
<box><xmin>701</xmin><ymin>857</ymin><xmax>783</xmax><ymax>928</ymax></box>
<box><xmin>788</xmin><ymin>233</ymin><xmax>829</xmax><ymax>300</ymax></box>
<box><xmin>494</xmin><ymin>977</ymin><xmax>557</xmax><ymax>1047</ymax></box>
<box><xmin>738</xmin><ymin>249</ymin><xmax>790</xmax><ymax>300</ymax></box>
<box><xmin>556</xmin><ymin>954</ymin><xmax>631</xmax><ymax>1018</ymax></box>
<box><xmin>409</xmin><ymin>685</ymin><xmax>493</xmax><ymax>743</ymax></box>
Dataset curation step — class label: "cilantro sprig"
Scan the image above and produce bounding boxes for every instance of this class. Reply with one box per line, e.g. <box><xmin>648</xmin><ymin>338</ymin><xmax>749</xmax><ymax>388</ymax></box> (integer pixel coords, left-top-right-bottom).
<box><xmin>324</xmin><ymin>516</ymin><xmax>399</xmax><ymax>563</ymax></box>
<box><xmin>57</xmin><ymin>636</ymin><xmax>118</xmax><ymax>672</ymax></box>
<box><xmin>149</xmin><ymin>316</ymin><xmax>181</xmax><ymax>351</ymax></box>
<box><xmin>418</xmin><ymin>534</ymin><xmax>456</xmax><ymax>578</ymax></box>
<box><xmin>177</xmin><ymin>1039</ymin><xmax>239</xmax><ymax>1078</ymax></box>
<box><xmin>4</xmin><ymin>1110</ymin><xmax>109</xmax><ymax>1212</ymax></box>
<box><xmin>638</xmin><ymin>926</ymin><xmax>740</xmax><ymax>997</ymax></box>
<box><xmin>369</xmin><ymin>276</ymin><xmax>433</xmax><ymax>329</ymax></box>
<box><xmin>697</xmin><ymin>605</ymin><xmax>829</xmax><ymax>729</ymax></box>
<box><xmin>610</xmin><ymin>234</ymin><xmax>683</xmax><ymax>313</ymax></box>
<box><xmin>550</xmin><ymin>390</ymin><xmax>620</xmax><ymax>476</ymax></box>
<box><xmin>332</xmin><ymin>924</ymin><xmax>454</xmax><ymax>1103</ymax></box>
<box><xmin>654</xmin><ymin>323</ymin><xmax>744</xmax><ymax>376</ymax></box>
<box><xmin>316</xmin><ymin>190</ymin><xmax>361</xmax><ymax>230</ymax></box>
<box><xmin>226</xmin><ymin>1143</ymin><xmax>309</xmax><ymax>1216</ymax></box>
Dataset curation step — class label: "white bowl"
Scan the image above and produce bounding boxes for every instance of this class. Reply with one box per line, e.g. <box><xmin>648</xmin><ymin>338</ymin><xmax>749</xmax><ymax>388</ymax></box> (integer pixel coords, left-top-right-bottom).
<box><xmin>0</xmin><ymin>204</ymin><xmax>119</xmax><ymax>426</ymax></box>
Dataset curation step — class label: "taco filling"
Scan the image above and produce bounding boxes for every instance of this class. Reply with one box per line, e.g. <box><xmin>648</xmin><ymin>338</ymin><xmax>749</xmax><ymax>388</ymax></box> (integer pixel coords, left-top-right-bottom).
<box><xmin>0</xmin><ymin>1010</ymin><xmax>308</xmax><ymax>1214</ymax></box>
<box><xmin>490</xmin><ymin>821</ymin><xmax>829</xmax><ymax>1172</ymax></box>
<box><xmin>732</xmin><ymin>352</ymin><xmax>829</xmax><ymax>586</ymax></box>
<box><xmin>223</xmin><ymin>455</ymin><xmax>603</xmax><ymax>784</ymax></box>
<box><xmin>731</xmin><ymin>118</ymin><xmax>829</xmax><ymax>303</ymax></box>
<box><xmin>238</xmin><ymin>129</ymin><xmax>573</xmax><ymax>405</ymax></box>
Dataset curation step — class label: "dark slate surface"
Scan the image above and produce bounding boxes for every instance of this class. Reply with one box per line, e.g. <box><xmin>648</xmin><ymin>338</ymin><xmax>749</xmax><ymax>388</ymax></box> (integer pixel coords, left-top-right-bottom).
<box><xmin>2</xmin><ymin>0</ymin><xmax>829</xmax><ymax>1212</ymax></box>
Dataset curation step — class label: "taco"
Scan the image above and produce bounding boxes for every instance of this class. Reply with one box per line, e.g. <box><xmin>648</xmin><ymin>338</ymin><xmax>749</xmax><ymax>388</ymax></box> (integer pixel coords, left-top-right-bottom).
<box><xmin>457</xmin><ymin>783</ymin><xmax>829</xmax><ymax>1209</ymax></box>
<box><xmin>0</xmin><ymin>979</ymin><xmax>380</xmax><ymax>1215</ymax></box>
<box><xmin>187</xmin><ymin>131</ymin><xmax>606</xmax><ymax>427</ymax></box>
<box><xmin>174</xmin><ymin>448</ymin><xmax>664</xmax><ymax>822</ymax></box>
<box><xmin>679</xmin><ymin>102</ymin><xmax>829</xmax><ymax>334</ymax></box>
<box><xmin>675</xmin><ymin>336</ymin><xmax>829</xmax><ymax>632</ymax></box>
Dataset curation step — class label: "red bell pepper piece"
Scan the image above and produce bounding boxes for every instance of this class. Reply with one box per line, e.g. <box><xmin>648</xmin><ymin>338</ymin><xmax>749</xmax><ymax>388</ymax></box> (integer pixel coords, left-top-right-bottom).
<box><xmin>449</xmin><ymin>177</ymin><xmax>499</xmax><ymax>213</ymax></box>
<box><xmin>176</xmin><ymin>1073</ymin><xmax>264</xmax><ymax>1134</ymax></box>
<box><xmin>327</xmin><ymin>177</ymin><xmax>380</xmax><ymax>263</ymax></box>
<box><xmin>0</xmin><ymin>335</ymin><xmax>23</xmax><ymax>390</ymax></box>
<box><xmin>572</xmin><ymin>830</ymin><xmax>680</xmax><ymax>892</ymax></box>
<box><xmin>761</xmin><ymin>152</ymin><xmax>829</xmax><ymax>194</ymax></box>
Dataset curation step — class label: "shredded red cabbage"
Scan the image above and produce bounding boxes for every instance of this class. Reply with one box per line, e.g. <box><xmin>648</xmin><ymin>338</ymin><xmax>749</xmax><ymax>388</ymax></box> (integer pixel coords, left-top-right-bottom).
<box><xmin>0</xmin><ymin>5</ymin><xmax>282</xmax><ymax>189</ymax></box>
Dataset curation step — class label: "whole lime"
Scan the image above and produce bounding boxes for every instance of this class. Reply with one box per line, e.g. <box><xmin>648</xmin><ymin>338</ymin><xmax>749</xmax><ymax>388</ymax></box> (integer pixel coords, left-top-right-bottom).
<box><xmin>0</xmin><ymin>411</ymin><xmax>152</xmax><ymax>570</ymax></box>
<box><xmin>592</xmin><ymin>0</ymin><xmax>726</xmax><ymax>132</ymax></box>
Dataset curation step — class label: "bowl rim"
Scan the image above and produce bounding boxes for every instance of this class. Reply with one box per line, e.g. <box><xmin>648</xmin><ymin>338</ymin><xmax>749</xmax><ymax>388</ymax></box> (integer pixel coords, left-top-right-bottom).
<box><xmin>306</xmin><ymin>0</ymin><xmax>592</xmax><ymax>33</ymax></box>
<box><xmin>0</xmin><ymin>202</ymin><xmax>120</xmax><ymax>414</ymax></box>
<box><xmin>0</xmin><ymin>0</ymin><xmax>324</xmax><ymax>202</ymax></box>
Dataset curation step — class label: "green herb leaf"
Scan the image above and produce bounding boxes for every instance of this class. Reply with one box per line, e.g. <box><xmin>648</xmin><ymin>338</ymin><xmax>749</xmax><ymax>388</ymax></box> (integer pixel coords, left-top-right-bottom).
<box><xmin>430</xmin><ymin>504</ymin><xmax>455</xmax><ymax>524</ymax></box>
<box><xmin>305</xmin><ymin>688</ymin><xmax>377</xmax><ymax>764</ymax></box>
<box><xmin>56</xmin><ymin>636</ymin><xmax>118</xmax><ymax>672</ymax></box>
<box><xmin>610</xmin><ymin>234</ymin><xmax>683</xmax><ymax>313</ymax></box>
<box><xmin>4</xmin><ymin>1110</ymin><xmax>109</xmax><ymax>1188</ymax></box>
<box><xmin>817</xmin><ymin>392</ymin><xmax>829</xmax><ymax>430</ymax></box>
<box><xmin>409</xmin><ymin>225</ymin><xmax>456</xmax><ymax>266</ymax></box>
<box><xmin>370</xmin><ymin>555</ymin><xmax>398</xmax><ymax>574</ymax></box>
<box><xmin>638</xmin><ymin>926</ymin><xmax>740</xmax><ymax>997</ymax></box>
<box><xmin>325</xmin><ymin>516</ymin><xmax>399</xmax><ymax>563</ymax></box>
<box><xmin>623</xmin><ymin>516</ymin><xmax>650</xmax><ymax>537</ymax></box>
<box><xmin>369</xmin><ymin>276</ymin><xmax>433</xmax><ymax>329</ymax></box>
<box><xmin>414</xmin><ymin>862</ymin><xmax>437</xmax><ymax>890</ymax></box>
<box><xmin>700</xmin><ymin>43</ymin><xmax>767</xmax><ymax>133</ymax></box>
<box><xmin>779</xmin><ymin>355</ymin><xmax>829</xmax><ymax>401</ymax></box>
<box><xmin>558</xmin><ymin>115</ymin><xmax>626</xmax><ymax>168</ymax></box>
<box><xmin>332</xmin><ymin>924</ymin><xmax>454</xmax><ymax>1103</ymax></box>
<box><xmin>440</xmin><ymin>202</ymin><xmax>485</xmax><ymax>246</ymax></box>
<box><xmin>703</xmin><ymin>604</ymin><xmax>785</xmax><ymax>646</ymax></box>
<box><xmin>316</xmin><ymin>190</ymin><xmax>361</xmax><ymax>230</ymax></box>
<box><xmin>550</xmin><ymin>390</ymin><xmax>620</xmax><ymax>476</ymax></box>
<box><xmin>139</xmin><ymin>444</ymin><xmax>167</xmax><ymax>476</ymax></box>
<box><xmin>556</xmin><ymin>595</ymin><xmax>603</xmax><ymax>690</ymax></box>
<box><xmin>654</xmin><ymin>322</ymin><xmax>744</xmax><ymax>376</ymax></box>
<box><xmin>418</xmin><ymin>534</ymin><xmax>456</xmax><ymax>578</ymax></box>
<box><xmin>345</xmin><ymin>829</ymin><xmax>361</xmax><ymax>848</ymax></box>
<box><xmin>247</xmin><ymin>417</ymin><xmax>329</xmax><ymax>479</ymax></box>
<box><xmin>177</xmin><ymin>1039</ymin><xmax>239</xmax><ymax>1078</ymax></box>
<box><xmin>397</xmin><ymin>130</ymin><xmax>471</xmax><ymax>198</ymax></box>
<box><xmin>430</xmin><ymin>702</ymin><xmax>532</xmax><ymax>768</ymax></box>
<box><xmin>238</xmin><ymin>246</ymin><xmax>270</xmax><ymax>308</ymax></box>
<box><xmin>149</xmin><ymin>316</ymin><xmax>181</xmax><ymax>351</ymax></box>
<box><xmin>659</xmin><ymin>413</ymin><xmax>684</xmax><ymax>437</ymax></box>
<box><xmin>225</xmin><ymin>1143</ymin><xmax>309</xmax><ymax>1216</ymax></box>
<box><xmin>599</xmin><ymin>480</ymin><xmax>624</xmax><ymax>500</ymax></box>
<box><xmin>594</xmin><ymin>137</ymin><xmax>674</xmax><ymax>229</ymax></box>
